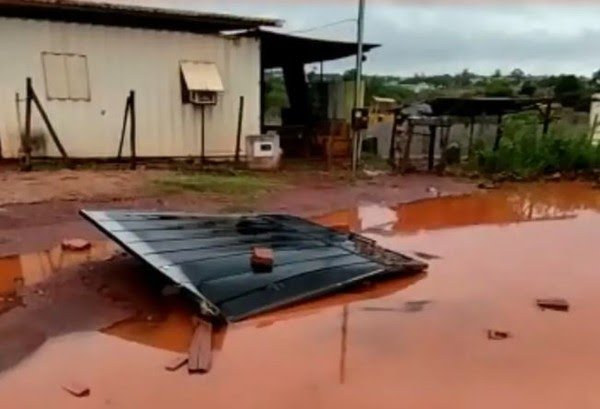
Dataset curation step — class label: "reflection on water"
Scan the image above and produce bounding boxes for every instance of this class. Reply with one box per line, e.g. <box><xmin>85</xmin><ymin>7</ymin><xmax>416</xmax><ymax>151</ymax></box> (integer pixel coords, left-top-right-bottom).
<box><xmin>0</xmin><ymin>241</ymin><xmax>118</xmax><ymax>315</ymax></box>
<box><xmin>313</xmin><ymin>182</ymin><xmax>600</xmax><ymax>235</ymax></box>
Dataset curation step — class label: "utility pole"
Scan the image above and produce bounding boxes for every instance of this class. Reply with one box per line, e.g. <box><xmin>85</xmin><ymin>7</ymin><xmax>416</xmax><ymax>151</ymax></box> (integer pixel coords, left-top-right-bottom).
<box><xmin>352</xmin><ymin>0</ymin><xmax>366</xmax><ymax>176</ymax></box>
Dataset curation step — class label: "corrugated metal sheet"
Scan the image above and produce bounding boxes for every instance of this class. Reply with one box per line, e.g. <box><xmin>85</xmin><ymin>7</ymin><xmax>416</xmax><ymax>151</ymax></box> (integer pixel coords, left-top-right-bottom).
<box><xmin>180</xmin><ymin>61</ymin><xmax>224</xmax><ymax>92</ymax></box>
<box><xmin>81</xmin><ymin>210</ymin><xmax>427</xmax><ymax>321</ymax></box>
<box><xmin>0</xmin><ymin>17</ymin><xmax>260</xmax><ymax>158</ymax></box>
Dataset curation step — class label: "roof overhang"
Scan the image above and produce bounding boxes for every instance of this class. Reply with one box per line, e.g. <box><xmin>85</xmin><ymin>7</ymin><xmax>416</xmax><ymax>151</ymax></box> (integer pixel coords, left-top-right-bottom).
<box><xmin>428</xmin><ymin>97</ymin><xmax>549</xmax><ymax>117</ymax></box>
<box><xmin>0</xmin><ymin>0</ymin><xmax>282</xmax><ymax>34</ymax></box>
<box><xmin>243</xmin><ymin>29</ymin><xmax>380</xmax><ymax>69</ymax></box>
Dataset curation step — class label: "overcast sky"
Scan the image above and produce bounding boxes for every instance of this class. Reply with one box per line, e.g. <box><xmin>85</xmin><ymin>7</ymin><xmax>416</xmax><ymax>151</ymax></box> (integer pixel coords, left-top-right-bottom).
<box><xmin>113</xmin><ymin>1</ymin><xmax>600</xmax><ymax>77</ymax></box>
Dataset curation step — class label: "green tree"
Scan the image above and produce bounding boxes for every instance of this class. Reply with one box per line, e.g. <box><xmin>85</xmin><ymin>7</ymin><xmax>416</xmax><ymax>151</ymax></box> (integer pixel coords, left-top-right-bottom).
<box><xmin>592</xmin><ymin>69</ymin><xmax>600</xmax><ymax>90</ymax></box>
<box><xmin>553</xmin><ymin>75</ymin><xmax>585</xmax><ymax>108</ymax></box>
<box><xmin>484</xmin><ymin>79</ymin><xmax>514</xmax><ymax>97</ymax></box>
<box><xmin>510</xmin><ymin>68</ymin><xmax>526</xmax><ymax>81</ymax></box>
<box><xmin>492</xmin><ymin>69</ymin><xmax>502</xmax><ymax>78</ymax></box>
<box><xmin>519</xmin><ymin>81</ymin><xmax>537</xmax><ymax>97</ymax></box>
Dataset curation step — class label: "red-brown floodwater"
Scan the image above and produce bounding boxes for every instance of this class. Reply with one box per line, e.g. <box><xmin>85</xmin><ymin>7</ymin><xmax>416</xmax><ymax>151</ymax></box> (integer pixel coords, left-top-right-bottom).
<box><xmin>0</xmin><ymin>182</ymin><xmax>599</xmax><ymax>409</ymax></box>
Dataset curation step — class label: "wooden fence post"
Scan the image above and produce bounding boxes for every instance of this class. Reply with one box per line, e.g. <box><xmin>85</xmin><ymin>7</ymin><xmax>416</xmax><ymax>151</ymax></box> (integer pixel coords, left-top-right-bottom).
<box><xmin>21</xmin><ymin>77</ymin><xmax>33</xmax><ymax>171</ymax></box>
<box><xmin>117</xmin><ymin>93</ymin><xmax>131</xmax><ymax>160</ymax></box>
<box><xmin>234</xmin><ymin>96</ymin><xmax>244</xmax><ymax>164</ymax></box>
<box><xmin>30</xmin><ymin>83</ymin><xmax>69</xmax><ymax>162</ymax></box>
<box><xmin>129</xmin><ymin>90</ymin><xmax>136</xmax><ymax>170</ymax></box>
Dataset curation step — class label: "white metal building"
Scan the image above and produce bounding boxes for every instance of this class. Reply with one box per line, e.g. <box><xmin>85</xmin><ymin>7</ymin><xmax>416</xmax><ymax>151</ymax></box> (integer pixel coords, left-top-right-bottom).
<box><xmin>0</xmin><ymin>0</ymin><xmax>280</xmax><ymax>159</ymax></box>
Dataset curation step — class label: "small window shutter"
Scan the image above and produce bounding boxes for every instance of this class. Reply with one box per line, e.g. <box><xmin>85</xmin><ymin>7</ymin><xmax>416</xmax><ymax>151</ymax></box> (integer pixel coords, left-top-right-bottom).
<box><xmin>66</xmin><ymin>55</ymin><xmax>90</xmax><ymax>100</ymax></box>
<box><xmin>42</xmin><ymin>53</ymin><xmax>69</xmax><ymax>99</ymax></box>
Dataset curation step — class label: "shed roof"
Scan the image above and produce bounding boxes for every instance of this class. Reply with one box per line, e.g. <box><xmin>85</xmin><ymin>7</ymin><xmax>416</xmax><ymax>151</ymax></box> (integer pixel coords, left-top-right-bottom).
<box><xmin>245</xmin><ymin>30</ymin><xmax>380</xmax><ymax>68</ymax></box>
<box><xmin>0</xmin><ymin>0</ymin><xmax>282</xmax><ymax>33</ymax></box>
<box><xmin>428</xmin><ymin>97</ymin><xmax>546</xmax><ymax>117</ymax></box>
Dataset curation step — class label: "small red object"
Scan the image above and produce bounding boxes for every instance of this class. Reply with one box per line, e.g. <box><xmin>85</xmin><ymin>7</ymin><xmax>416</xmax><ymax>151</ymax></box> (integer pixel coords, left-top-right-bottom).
<box><xmin>61</xmin><ymin>239</ymin><xmax>91</xmax><ymax>251</ymax></box>
<box><xmin>487</xmin><ymin>330</ymin><xmax>511</xmax><ymax>340</ymax></box>
<box><xmin>62</xmin><ymin>382</ymin><xmax>90</xmax><ymax>397</ymax></box>
<box><xmin>251</xmin><ymin>247</ymin><xmax>274</xmax><ymax>272</ymax></box>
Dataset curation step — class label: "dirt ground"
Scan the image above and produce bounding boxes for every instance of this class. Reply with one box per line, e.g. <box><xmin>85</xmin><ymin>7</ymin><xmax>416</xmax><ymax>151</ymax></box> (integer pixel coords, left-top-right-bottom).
<box><xmin>0</xmin><ymin>168</ymin><xmax>475</xmax><ymax>256</ymax></box>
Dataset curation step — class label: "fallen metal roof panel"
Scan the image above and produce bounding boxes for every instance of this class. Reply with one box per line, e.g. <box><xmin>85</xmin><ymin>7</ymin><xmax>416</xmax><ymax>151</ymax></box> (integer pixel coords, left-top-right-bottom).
<box><xmin>81</xmin><ymin>210</ymin><xmax>426</xmax><ymax>321</ymax></box>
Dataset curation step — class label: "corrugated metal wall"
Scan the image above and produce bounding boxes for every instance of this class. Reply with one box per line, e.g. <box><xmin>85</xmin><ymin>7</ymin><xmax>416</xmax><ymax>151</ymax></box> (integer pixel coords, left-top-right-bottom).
<box><xmin>0</xmin><ymin>18</ymin><xmax>260</xmax><ymax>158</ymax></box>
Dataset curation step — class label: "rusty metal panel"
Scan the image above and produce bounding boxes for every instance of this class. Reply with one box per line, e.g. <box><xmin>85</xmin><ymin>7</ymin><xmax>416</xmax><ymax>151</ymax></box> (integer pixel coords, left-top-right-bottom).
<box><xmin>180</xmin><ymin>61</ymin><xmax>224</xmax><ymax>92</ymax></box>
<box><xmin>81</xmin><ymin>210</ymin><xmax>427</xmax><ymax>322</ymax></box>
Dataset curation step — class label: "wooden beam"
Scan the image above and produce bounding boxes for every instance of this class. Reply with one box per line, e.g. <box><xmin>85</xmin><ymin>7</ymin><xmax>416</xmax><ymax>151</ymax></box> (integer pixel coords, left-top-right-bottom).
<box><xmin>117</xmin><ymin>94</ymin><xmax>131</xmax><ymax>160</ymax></box>
<box><xmin>234</xmin><ymin>96</ymin><xmax>244</xmax><ymax>164</ymax></box>
<box><xmin>200</xmin><ymin>104</ymin><xmax>206</xmax><ymax>166</ymax></box>
<box><xmin>541</xmin><ymin>100</ymin><xmax>552</xmax><ymax>137</ymax></box>
<box><xmin>21</xmin><ymin>78</ymin><xmax>33</xmax><ymax>171</ymax></box>
<box><xmin>129</xmin><ymin>90</ymin><xmax>136</xmax><ymax>170</ymax></box>
<box><xmin>427</xmin><ymin>125</ymin><xmax>436</xmax><ymax>171</ymax></box>
<box><xmin>467</xmin><ymin>116</ymin><xmax>476</xmax><ymax>159</ymax></box>
<box><xmin>30</xmin><ymin>81</ymin><xmax>69</xmax><ymax>161</ymax></box>
<box><xmin>493</xmin><ymin>114</ymin><xmax>504</xmax><ymax>151</ymax></box>
<box><xmin>401</xmin><ymin>121</ymin><xmax>414</xmax><ymax>173</ymax></box>
<box><xmin>188</xmin><ymin>319</ymin><xmax>212</xmax><ymax>373</ymax></box>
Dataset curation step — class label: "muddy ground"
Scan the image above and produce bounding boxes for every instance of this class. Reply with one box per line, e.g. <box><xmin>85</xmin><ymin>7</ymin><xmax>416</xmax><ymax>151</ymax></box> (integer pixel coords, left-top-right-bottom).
<box><xmin>3</xmin><ymin>168</ymin><xmax>599</xmax><ymax>409</ymax></box>
<box><xmin>0</xmin><ymin>168</ymin><xmax>474</xmax><ymax>256</ymax></box>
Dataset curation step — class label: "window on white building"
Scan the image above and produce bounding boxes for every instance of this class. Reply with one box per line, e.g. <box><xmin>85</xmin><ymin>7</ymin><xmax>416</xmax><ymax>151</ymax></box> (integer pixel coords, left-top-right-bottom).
<box><xmin>41</xmin><ymin>52</ymin><xmax>91</xmax><ymax>101</ymax></box>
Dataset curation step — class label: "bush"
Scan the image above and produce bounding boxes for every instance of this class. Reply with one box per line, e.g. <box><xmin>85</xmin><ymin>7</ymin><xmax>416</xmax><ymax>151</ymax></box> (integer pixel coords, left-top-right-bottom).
<box><xmin>474</xmin><ymin>113</ymin><xmax>600</xmax><ymax>177</ymax></box>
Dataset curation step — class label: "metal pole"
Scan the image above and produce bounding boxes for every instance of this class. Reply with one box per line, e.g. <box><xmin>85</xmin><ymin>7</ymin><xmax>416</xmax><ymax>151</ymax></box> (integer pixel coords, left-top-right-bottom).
<box><xmin>351</xmin><ymin>0</ymin><xmax>366</xmax><ymax>177</ymax></box>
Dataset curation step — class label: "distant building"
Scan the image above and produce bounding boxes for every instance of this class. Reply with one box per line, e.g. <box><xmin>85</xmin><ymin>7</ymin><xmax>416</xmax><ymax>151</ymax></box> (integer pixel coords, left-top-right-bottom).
<box><xmin>398</xmin><ymin>82</ymin><xmax>434</xmax><ymax>93</ymax></box>
<box><xmin>0</xmin><ymin>0</ymin><xmax>279</xmax><ymax>159</ymax></box>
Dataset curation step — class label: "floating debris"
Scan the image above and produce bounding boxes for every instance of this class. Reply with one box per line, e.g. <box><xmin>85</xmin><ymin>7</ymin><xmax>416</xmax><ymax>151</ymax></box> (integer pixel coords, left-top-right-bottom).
<box><xmin>404</xmin><ymin>300</ymin><xmax>432</xmax><ymax>313</ymax></box>
<box><xmin>487</xmin><ymin>330</ymin><xmax>511</xmax><ymax>340</ymax></box>
<box><xmin>164</xmin><ymin>355</ymin><xmax>189</xmax><ymax>372</ymax></box>
<box><xmin>188</xmin><ymin>319</ymin><xmax>213</xmax><ymax>374</ymax></box>
<box><xmin>62</xmin><ymin>382</ymin><xmax>90</xmax><ymax>398</ymax></box>
<box><xmin>537</xmin><ymin>298</ymin><xmax>570</xmax><ymax>312</ymax></box>
<box><xmin>413</xmin><ymin>251</ymin><xmax>442</xmax><ymax>260</ymax></box>
<box><xmin>81</xmin><ymin>211</ymin><xmax>427</xmax><ymax>322</ymax></box>
<box><xmin>61</xmin><ymin>238</ymin><xmax>91</xmax><ymax>251</ymax></box>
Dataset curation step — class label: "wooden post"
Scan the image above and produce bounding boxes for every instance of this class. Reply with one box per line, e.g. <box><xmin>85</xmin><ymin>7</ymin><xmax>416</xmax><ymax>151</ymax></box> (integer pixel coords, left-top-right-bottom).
<box><xmin>493</xmin><ymin>114</ymin><xmax>504</xmax><ymax>151</ymax></box>
<box><xmin>129</xmin><ymin>90</ymin><xmax>136</xmax><ymax>170</ymax></box>
<box><xmin>401</xmin><ymin>120</ymin><xmax>414</xmax><ymax>173</ymax></box>
<box><xmin>590</xmin><ymin>114</ymin><xmax>599</xmax><ymax>142</ymax></box>
<box><xmin>30</xmin><ymin>84</ymin><xmax>69</xmax><ymax>161</ymax></box>
<box><xmin>200</xmin><ymin>104</ymin><xmax>205</xmax><ymax>166</ymax></box>
<box><xmin>117</xmin><ymin>94</ymin><xmax>131</xmax><ymax>160</ymax></box>
<box><xmin>234</xmin><ymin>96</ymin><xmax>244</xmax><ymax>164</ymax></box>
<box><xmin>388</xmin><ymin>113</ymin><xmax>398</xmax><ymax>167</ymax></box>
<box><xmin>467</xmin><ymin>116</ymin><xmax>476</xmax><ymax>160</ymax></box>
<box><xmin>427</xmin><ymin>125</ymin><xmax>436</xmax><ymax>171</ymax></box>
<box><xmin>21</xmin><ymin>77</ymin><xmax>33</xmax><ymax>171</ymax></box>
<box><xmin>542</xmin><ymin>100</ymin><xmax>552</xmax><ymax>137</ymax></box>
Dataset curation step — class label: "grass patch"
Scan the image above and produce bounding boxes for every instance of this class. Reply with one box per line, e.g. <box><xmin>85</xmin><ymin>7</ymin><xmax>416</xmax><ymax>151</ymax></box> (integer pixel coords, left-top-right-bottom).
<box><xmin>152</xmin><ymin>172</ymin><xmax>284</xmax><ymax>199</ymax></box>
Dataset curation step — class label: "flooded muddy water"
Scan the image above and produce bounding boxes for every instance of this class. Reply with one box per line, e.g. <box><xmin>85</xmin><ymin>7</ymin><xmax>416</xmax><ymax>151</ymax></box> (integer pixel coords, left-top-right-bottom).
<box><xmin>0</xmin><ymin>182</ymin><xmax>599</xmax><ymax>409</ymax></box>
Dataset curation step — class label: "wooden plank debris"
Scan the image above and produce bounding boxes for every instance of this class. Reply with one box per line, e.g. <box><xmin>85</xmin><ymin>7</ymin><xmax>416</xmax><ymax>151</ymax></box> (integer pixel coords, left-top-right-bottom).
<box><xmin>62</xmin><ymin>381</ymin><xmax>90</xmax><ymax>397</ymax></box>
<box><xmin>537</xmin><ymin>298</ymin><xmax>570</xmax><ymax>312</ymax></box>
<box><xmin>164</xmin><ymin>355</ymin><xmax>189</xmax><ymax>372</ymax></box>
<box><xmin>413</xmin><ymin>251</ymin><xmax>442</xmax><ymax>260</ymax></box>
<box><xmin>188</xmin><ymin>319</ymin><xmax>212</xmax><ymax>374</ymax></box>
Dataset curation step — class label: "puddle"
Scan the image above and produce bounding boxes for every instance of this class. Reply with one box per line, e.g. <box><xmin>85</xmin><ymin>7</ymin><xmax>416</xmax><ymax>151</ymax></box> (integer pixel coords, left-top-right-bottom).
<box><xmin>0</xmin><ymin>182</ymin><xmax>599</xmax><ymax>408</ymax></box>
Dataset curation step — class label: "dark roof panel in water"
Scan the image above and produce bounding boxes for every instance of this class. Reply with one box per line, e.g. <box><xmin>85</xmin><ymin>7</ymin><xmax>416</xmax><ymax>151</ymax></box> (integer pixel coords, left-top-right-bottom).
<box><xmin>81</xmin><ymin>210</ymin><xmax>426</xmax><ymax>321</ymax></box>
